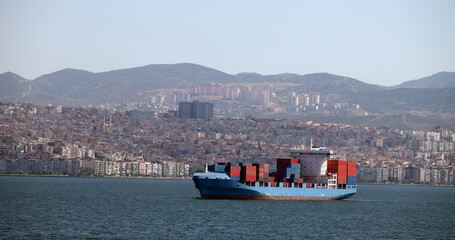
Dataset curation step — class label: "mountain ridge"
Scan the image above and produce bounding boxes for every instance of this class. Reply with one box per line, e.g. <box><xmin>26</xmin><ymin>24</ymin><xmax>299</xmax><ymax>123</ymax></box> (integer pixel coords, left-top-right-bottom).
<box><xmin>1</xmin><ymin>64</ymin><xmax>454</xmax><ymax>131</ymax></box>
<box><xmin>0</xmin><ymin>72</ymin><xmax>31</xmax><ymax>99</ymax></box>
<box><xmin>392</xmin><ymin>71</ymin><xmax>455</xmax><ymax>89</ymax></box>
<box><xmin>2</xmin><ymin>63</ymin><xmax>386</xmax><ymax>103</ymax></box>
<box><xmin>1</xmin><ymin>63</ymin><xmax>454</xmax><ymax>107</ymax></box>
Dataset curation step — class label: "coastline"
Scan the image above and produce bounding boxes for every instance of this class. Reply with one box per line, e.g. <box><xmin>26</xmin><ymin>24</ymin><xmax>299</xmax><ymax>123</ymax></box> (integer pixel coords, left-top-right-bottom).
<box><xmin>1</xmin><ymin>174</ymin><xmax>453</xmax><ymax>187</ymax></box>
<box><xmin>0</xmin><ymin>174</ymin><xmax>191</xmax><ymax>180</ymax></box>
<box><xmin>358</xmin><ymin>181</ymin><xmax>454</xmax><ymax>187</ymax></box>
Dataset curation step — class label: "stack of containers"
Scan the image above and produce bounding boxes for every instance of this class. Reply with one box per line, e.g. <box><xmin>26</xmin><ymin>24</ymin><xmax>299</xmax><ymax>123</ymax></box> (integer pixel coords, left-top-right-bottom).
<box><xmin>241</xmin><ymin>166</ymin><xmax>257</xmax><ymax>182</ymax></box>
<box><xmin>276</xmin><ymin>158</ymin><xmax>301</xmax><ymax>182</ymax></box>
<box><xmin>226</xmin><ymin>165</ymin><xmax>242</xmax><ymax>181</ymax></box>
<box><xmin>284</xmin><ymin>163</ymin><xmax>301</xmax><ymax>182</ymax></box>
<box><xmin>347</xmin><ymin>162</ymin><xmax>357</xmax><ymax>185</ymax></box>
<box><xmin>327</xmin><ymin>160</ymin><xmax>348</xmax><ymax>184</ymax></box>
<box><xmin>268</xmin><ymin>168</ymin><xmax>277</xmax><ymax>183</ymax></box>
<box><xmin>253</xmin><ymin>163</ymin><xmax>270</xmax><ymax>182</ymax></box>
<box><xmin>276</xmin><ymin>158</ymin><xmax>299</xmax><ymax>180</ymax></box>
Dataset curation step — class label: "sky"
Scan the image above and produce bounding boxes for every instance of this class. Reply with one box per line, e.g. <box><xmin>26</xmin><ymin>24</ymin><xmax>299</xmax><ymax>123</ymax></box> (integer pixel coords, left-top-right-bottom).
<box><xmin>1</xmin><ymin>0</ymin><xmax>454</xmax><ymax>86</ymax></box>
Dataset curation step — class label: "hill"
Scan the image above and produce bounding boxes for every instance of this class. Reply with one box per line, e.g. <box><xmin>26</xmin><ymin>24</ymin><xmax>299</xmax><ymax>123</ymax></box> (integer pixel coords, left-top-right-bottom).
<box><xmin>1</xmin><ymin>63</ymin><xmax>384</xmax><ymax>104</ymax></box>
<box><xmin>0</xmin><ymin>72</ymin><xmax>31</xmax><ymax>100</ymax></box>
<box><xmin>393</xmin><ymin>72</ymin><xmax>455</xmax><ymax>89</ymax></box>
<box><xmin>347</xmin><ymin>88</ymin><xmax>455</xmax><ymax>113</ymax></box>
<box><xmin>277</xmin><ymin>73</ymin><xmax>384</xmax><ymax>93</ymax></box>
<box><xmin>1</xmin><ymin>64</ymin><xmax>454</xmax><ymax>130</ymax></box>
<box><xmin>30</xmin><ymin>63</ymin><xmax>237</xmax><ymax>103</ymax></box>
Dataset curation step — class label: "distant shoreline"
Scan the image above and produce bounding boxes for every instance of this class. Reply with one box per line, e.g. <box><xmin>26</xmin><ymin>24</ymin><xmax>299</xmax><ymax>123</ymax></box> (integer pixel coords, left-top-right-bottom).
<box><xmin>358</xmin><ymin>182</ymin><xmax>454</xmax><ymax>188</ymax></box>
<box><xmin>0</xmin><ymin>174</ymin><xmax>191</xmax><ymax>180</ymax></box>
<box><xmin>2</xmin><ymin>174</ymin><xmax>453</xmax><ymax>187</ymax></box>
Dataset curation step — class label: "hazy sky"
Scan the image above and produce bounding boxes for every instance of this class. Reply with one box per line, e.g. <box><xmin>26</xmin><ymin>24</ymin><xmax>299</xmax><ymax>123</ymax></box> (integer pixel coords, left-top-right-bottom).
<box><xmin>1</xmin><ymin>0</ymin><xmax>454</xmax><ymax>86</ymax></box>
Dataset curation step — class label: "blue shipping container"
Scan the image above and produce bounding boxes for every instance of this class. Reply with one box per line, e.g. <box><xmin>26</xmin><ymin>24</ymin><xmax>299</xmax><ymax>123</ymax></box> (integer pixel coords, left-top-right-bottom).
<box><xmin>347</xmin><ymin>176</ymin><xmax>356</xmax><ymax>185</ymax></box>
<box><xmin>290</xmin><ymin>173</ymin><xmax>300</xmax><ymax>179</ymax></box>
<box><xmin>284</xmin><ymin>167</ymin><xmax>300</xmax><ymax>175</ymax></box>
<box><xmin>230</xmin><ymin>176</ymin><xmax>241</xmax><ymax>181</ymax></box>
<box><xmin>289</xmin><ymin>163</ymin><xmax>301</xmax><ymax>169</ymax></box>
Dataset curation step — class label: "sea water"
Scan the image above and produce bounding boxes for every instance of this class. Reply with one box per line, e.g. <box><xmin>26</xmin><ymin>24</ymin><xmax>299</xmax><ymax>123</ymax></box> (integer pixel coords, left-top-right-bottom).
<box><xmin>1</xmin><ymin>176</ymin><xmax>454</xmax><ymax>239</ymax></box>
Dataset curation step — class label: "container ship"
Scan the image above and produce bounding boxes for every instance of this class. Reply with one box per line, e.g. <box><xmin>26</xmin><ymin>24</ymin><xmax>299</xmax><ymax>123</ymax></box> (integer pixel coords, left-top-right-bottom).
<box><xmin>193</xmin><ymin>147</ymin><xmax>357</xmax><ymax>200</ymax></box>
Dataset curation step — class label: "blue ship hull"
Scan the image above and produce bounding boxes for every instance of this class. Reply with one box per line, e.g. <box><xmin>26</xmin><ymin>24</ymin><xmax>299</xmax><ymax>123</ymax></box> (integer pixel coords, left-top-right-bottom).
<box><xmin>193</xmin><ymin>171</ymin><xmax>357</xmax><ymax>200</ymax></box>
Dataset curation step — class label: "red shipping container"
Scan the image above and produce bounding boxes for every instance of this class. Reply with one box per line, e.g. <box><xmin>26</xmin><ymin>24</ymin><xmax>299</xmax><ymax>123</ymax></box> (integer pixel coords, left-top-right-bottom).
<box><xmin>337</xmin><ymin>173</ymin><xmax>347</xmax><ymax>184</ymax></box>
<box><xmin>277</xmin><ymin>158</ymin><xmax>299</xmax><ymax>165</ymax></box>
<box><xmin>225</xmin><ymin>166</ymin><xmax>242</xmax><ymax>175</ymax></box>
<box><xmin>230</xmin><ymin>166</ymin><xmax>241</xmax><ymax>171</ymax></box>
<box><xmin>328</xmin><ymin>169</ymin><xmax>347</xmax><ymax>175</ymax></box>
<box><xmin>339</xmin><ymin>161</ymin><xmax>348</xmax><ymax>169</ymax></box>
<box><xmin>253</xmin><ymin>163</ymin><xmax>271</xmax><ymax>168</ymax></box>
<box><xmin>327</xmin><ymin>160</ymin><xmax>348</xmax><ymax>170</ymax></box>
<box><xmin>244</xmin><ymin>176</ymin><xmax>256</xmax><ymax>181</ymax></box>
<box><xmin>330</xmin><ymin>162</ymin><xmax>347</xmax><ymax>168</ymax></box>
<box><xmin>269</xmin><ymin>177</ymin><xmax>275</xmax><ymax>182</ymax></box>
<box><xmin>338</xmin><ymin>173</ymin><xmax>347</xmax><ymax>179</ymax></box>
<box><xmin>298</xmin><ymin>178</ymin><xmax>304</xmax><ymax>183</ymax></box>
<box><xmin>242</xmin><ymin>166</ymin><xmax>257</xmax><ymax>171</ymax></box>
<box><xmin>243</xmin><ymin>170</ymin><xmax>256</xmax><ymax>176</ymax></box>
<box><xmin>241</xmin><ymin>166</ymin><xmax>257</xmax><ymax>179</ymax></box>
<box><xmin>327</xmin><ymin>160</ymin><xmax>336</xmax><ymax>165</ymax></box>
<box><xmin>347</xmin><ymin>162</ymin><xmax>356</xmax><ymax>176</ymax></box>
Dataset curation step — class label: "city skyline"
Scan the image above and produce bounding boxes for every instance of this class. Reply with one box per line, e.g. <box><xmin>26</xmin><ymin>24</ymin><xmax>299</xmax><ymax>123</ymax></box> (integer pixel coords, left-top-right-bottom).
<box><xmin>1</xmin><ymin>101</ymin><xmax>454</xmax><ymax>185</ymax></box>
<box><xmin>1</xmin><ymin>0</ymin><xmax>454</xmax><ymax>86</ymax></box>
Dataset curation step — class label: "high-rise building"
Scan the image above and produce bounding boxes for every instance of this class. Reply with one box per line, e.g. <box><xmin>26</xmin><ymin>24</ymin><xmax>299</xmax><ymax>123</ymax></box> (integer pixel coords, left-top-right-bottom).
<box><xmin>178</xmin><ymin>102</ymin><xmax>193</xmax><ymax>118</ymax></box>
<box><xmin>313</xmin><ymin>94</ymin><xmax>320</xmax><ymax>105</ymax></box>
<box><xmin>178</xmin><ymin>101</ymin><xmax>213</xmax><ymax>119</ymax></box>
<box><xmin>125</xmin><ymin>110</ymin><xmax>155</xmax><ymax>119</ymax></box>
<box><xmin>177</xmin><ymin>92</ymin><xmax>191</xmax><ymax>103</ymax></box>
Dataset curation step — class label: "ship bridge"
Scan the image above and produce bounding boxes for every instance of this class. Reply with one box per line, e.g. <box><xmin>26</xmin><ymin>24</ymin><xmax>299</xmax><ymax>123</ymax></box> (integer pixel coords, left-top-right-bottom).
<box><xmin>290</xmin><ymin>149</ymin><xmax>333</xmax><ymax>157</ymax></box>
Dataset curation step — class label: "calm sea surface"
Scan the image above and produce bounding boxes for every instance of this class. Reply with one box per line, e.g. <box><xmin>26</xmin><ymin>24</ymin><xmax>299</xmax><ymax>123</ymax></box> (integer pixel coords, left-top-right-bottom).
<box><xmin>1</xmin><ymin>176</ymin><xmax>454</xmax><ymax>239</ymax></box>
